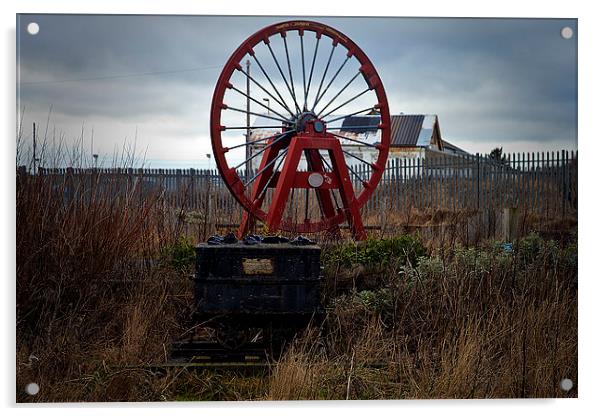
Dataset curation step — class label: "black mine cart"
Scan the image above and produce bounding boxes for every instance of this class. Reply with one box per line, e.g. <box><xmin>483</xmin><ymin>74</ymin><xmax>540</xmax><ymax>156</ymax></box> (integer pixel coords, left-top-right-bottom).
<box><xmin>193</xmin><ymin>239</ymin><xmax>324</xmax><ymax>350</ymax></box>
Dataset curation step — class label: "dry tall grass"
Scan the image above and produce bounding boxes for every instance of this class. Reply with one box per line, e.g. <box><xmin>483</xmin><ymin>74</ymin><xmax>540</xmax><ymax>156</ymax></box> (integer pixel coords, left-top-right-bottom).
<box><xmin>16</xmin><ymin>166</ymin><xmax>577</xmax><ymax>401</ymax></box>
<box><xmin>16</xmin><ymin>167</ymin><xmax>192</xmax><ymax>402</ymax></box>
<box><xmin>267</xmin><ymin>235</ymin><xmax>577</xmax><ymax>399</ymax></box>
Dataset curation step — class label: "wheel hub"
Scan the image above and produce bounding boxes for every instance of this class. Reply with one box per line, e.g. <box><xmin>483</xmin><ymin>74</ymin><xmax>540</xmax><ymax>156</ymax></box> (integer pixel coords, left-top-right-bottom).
<box><xmin>294</xmin><ymin>111</ymin><xmax>325</xmax><ymax>134</ymax></box>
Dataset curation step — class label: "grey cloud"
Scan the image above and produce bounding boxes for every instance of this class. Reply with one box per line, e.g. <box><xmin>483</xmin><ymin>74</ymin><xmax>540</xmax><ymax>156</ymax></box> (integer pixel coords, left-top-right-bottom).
<box><xmin>17</xmin><ymin>14</ymin><xmax>577</xmax><ymax>165</ymax></box>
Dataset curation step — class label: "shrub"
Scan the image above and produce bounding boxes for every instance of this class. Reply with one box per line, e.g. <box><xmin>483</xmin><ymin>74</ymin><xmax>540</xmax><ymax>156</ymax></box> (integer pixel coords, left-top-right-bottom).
<box><xmin>398</xmin><ymin>255</ymin><xmax>445</xmax><ymax>290</ymax></box>
<box><xmin>160</xmin><ymin>236</ymin><xmax>196</xmax><ymax>273</ymax></box>
<box><xmin>355</xmin><ymin>288</ymin><xmax>394</xmax><ymax>315</ymax></box>
<box><xmin>322</xmin><ymin>235</ymin><xmax>426</xmax><ymax>269</ymax></box>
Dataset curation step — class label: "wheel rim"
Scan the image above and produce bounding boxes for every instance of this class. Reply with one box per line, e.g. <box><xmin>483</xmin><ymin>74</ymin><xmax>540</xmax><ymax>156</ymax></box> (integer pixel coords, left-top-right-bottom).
<box><xmin>210</xmin><ymin>20</ymin><xmax>391</xmax><ymax>233</ymax></box>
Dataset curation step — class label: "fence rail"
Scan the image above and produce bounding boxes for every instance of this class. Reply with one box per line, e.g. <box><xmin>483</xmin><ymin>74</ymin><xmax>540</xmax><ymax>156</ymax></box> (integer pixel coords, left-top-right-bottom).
<box><xmin>34</xmin><ymin>150</ymin><xmax>577</xmax><ymax>227</ymax></box>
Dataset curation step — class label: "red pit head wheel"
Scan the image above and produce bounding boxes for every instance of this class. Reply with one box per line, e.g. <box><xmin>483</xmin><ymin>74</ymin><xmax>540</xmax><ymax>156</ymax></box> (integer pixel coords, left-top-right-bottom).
<box><xmin>210</xmin><ymin>20</ymin><xmax>391</xmax><ymax>237</ymax></box>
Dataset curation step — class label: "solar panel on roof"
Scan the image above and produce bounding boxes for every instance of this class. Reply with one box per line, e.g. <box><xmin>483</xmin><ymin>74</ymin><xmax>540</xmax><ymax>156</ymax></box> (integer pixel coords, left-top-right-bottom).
<box><xmin>340</xmin><ymin>116</ymin><xmax>380</xmax><ymax>133</ymax></box>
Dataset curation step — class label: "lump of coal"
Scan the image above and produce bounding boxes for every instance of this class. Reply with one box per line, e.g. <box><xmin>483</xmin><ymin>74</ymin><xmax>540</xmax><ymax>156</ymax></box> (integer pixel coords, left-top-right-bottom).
<box><xmin>262</xmin><ymin>235</ymin><xmax>290</xmax><ymax>244</ymax></box>
<box><xmin>223</xmin><ymin>232</ymin><xmax>238</xmax><ymax>244</ymax></box>
<box><xmin>207</xmin><ymin>233</ymin><xmax>239</xmax><ymax>245</ymax></box>
<box><xmin>243</xmin><ymin>234</ymin><xmax>263</xmax><ymax>245</ymax></box>
<box><xmin>290</xmin><ymin>235</ymin><xmax>316</xmax><ymax>246</ymax></box>
<box><xmin>207</xmin><ymin>235</ymin><xmax>224</xmax><ymax>245</ymax></box>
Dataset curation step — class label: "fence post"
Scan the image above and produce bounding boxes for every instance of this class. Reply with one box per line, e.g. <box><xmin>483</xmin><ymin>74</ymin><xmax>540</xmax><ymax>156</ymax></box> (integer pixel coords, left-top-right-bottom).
<box><xmin>520</xmin><ymin>152</ymin><xmax>525</xmax><ymax>212</ymax></box>
<box><xmin>66</xmin><ymin>167</ymin><xmax>74</xmax><ymax>204</ymax></box>
<box><xmin>561</xmin><ymin>150</ymin><xmax>566</xmax><ymax>219</ymax></box>
<box><xmin>476</xmin><ymin>153</ymin><xmax>481</xmax><ymax>212</ymax></box>
<box><xmin>137</xmin><ymin>168</ymin><xmax>143</xmax><ymax>205</ymax></box>
<box><xmin>546</xmin><ymin>151</ymin><xmax>550</xmax><ymax>218</ymax></box>
<box><xmin>512</xmin><ymin>152</ymin><xmax>516</xmax><ymax>207</ymax></box>
<box><xmin>188</xmin><ymin>168</ymin><xmax>194</xmax><ymax>212</ymax></box>
<box><xmin>503</xmin><ymin>207</ymin><xmax>519</xmax><ymax>242</ymax></box>
<box><xmin>417</xmin><ymin>155</ymin><xmax>422</xmax><ymax>209</ymax></box>
<box><xmin>555</xmin><ymin>150</ymin><xmax>561</xmax><ymax>217</ymax></box>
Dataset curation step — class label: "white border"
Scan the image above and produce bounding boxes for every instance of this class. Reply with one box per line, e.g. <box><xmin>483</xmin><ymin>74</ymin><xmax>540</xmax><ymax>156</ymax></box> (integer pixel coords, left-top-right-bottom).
<box><xmin>3</xmin><ymin>1</ymin><xmax>600</xmax><ymax>415</ymax></box>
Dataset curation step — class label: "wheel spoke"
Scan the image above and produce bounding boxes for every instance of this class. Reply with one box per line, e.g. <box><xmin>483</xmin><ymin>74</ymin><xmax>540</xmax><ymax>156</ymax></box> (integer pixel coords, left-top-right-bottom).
<box><xmin>327</xmin><ymin>125</ymin><xmax>379</xmax><ymax>131</ymax></box>
<box><xmin>244</xmin><ymin>147</ymin><xmax>289</xmax><ymax>188</ymax></box>
<box><xmin>342</xmin><ymin>149</ymin><xmax>373</xmax><ymax>166</ymax></box>
<box><xmin>304</xmin><ymin>188</ymin><xmax>309</xmax><ymax>221</ymax></box>
<box><xmin>226</xmin><ymin>129</ymin><xmax>295</xmax><ymax>151</ymax></box>
<box><xmin>288</xmin><ymin>187</ymin><xmax>296</xmax><ymax>221</ymax></box>
<box><xmin>266</xmin><ymin>42</ymin><xmax>301</xmax><ymax>114</ymax></box>
<box><xmin>321</xmin><ymin>88</ymin><xmax>371</xmax><ymax>119</ymax></box>
<box><xmin>246</xmin><ymin>57</ymin><xmax>295</xmax><ymax>118</ymax></box>
<box><xmin>313</xmin><ymin>56</ymin><xmax>351</xmax><ymax>111</ymax></box>
<box><xmin>300</xmin><ymin>32</ymin><xmax>307</xmax><ymax>111</ymax></box>
<box><xmin>228</xmin><ymin>84</ymin><xmax>290</xmax><ymax>121</ymax></box>
<box><xmin>316</xmin><ymin>71</ymin><xmax>362</xmax><ymax>118</ymax></box>
<box><xmin>311</xmin><ymin>43</ymin><xmax>336</xmax><ymax>111</ymax></box>
<box><xmin>305</xmin><ymin>36</ymin><xmax>321</xmax><ymax>106</ymax></box>
<box><xmin>224</xmin><ymin>125</ymin><xmax>288</xmax><ymax>130</ymax></box>
<box><xmin>225</xmin><ymin>105</ymin><xmax>291</xmax><ymax>124</ymax></box>
<box><xmin>331</xmin><ymin>190</ymin><xmax>341</xmax><ymax>210</ymax></box>
<box><xmin>329</xmin><ymin>132</ymin><xmax>379</xmax><ymax>148</ymax></box>
<box><xmin>237</xmin><ymin>65</ymin><xmax>295</xmax><ymax>117</ymax></box>
<box><xmin>234</xmin><ymin>131</ymin><xmax>292</xmax><ymax>170</ymax></box>
<box><xmin>324</xmin><ymin>106</ymin><xmax>377</xmax><ymax>124</ymax></box>
<box><xmin>256</xmin><ymin>148</ymin><xmax>289</xmax><ymax>198</ymax></box>
<box><xmin>331</xmin><ymin>189</ymin><xmax>341</xmax><ymax>210</ymax></box>
<box><xmin>317</xmin><ymin>152</ymin><xmax>331</xmax><ymax>170</ymax></box>
<box><xmin>345</xmin><ymin>162</ymin><xmax>365</xmax><ymax>184</ymax></box>
<box><xmin>282</xmin><ymin>35</ymin><xmax>300</xmax><ymax>113</ymax></box>
<box><xmin>305</xmin><ymin>153</ymin><xmax>322</xmax><ymax>218</ymax></box>
<box><xmin>318</xmin><ymin>152</ymin><xmax>363</xmax><ymax>185</ymax></box>
<box><xmin>318</xmin><ymin>153</ymin><xmax>341</xmax><ymax>211</ymax></box>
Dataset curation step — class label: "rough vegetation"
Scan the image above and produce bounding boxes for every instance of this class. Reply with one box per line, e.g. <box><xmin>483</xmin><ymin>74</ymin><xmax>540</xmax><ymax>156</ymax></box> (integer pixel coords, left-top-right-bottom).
<box><xmin>16</xmin><ymin>170</ymin><xmax>577</xmax><ymax>402</ymax></box>
<box><xmin>306</xmin><ymin>234</ymin><xmax>578</xmax><ymax>399</ymax></box>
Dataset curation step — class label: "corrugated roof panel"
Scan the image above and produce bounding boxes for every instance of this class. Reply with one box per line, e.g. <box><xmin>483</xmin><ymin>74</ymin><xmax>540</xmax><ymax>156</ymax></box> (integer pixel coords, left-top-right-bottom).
<box><xmin>390</xmin><ymin>114</ymin><xmax>424</xmax><ymax>146</ymax></box>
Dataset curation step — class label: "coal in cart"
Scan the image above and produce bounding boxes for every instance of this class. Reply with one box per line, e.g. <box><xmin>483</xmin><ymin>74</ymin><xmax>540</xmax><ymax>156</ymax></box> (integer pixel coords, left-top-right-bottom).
<box><xmin>192</xmin><ymin>235</ymin><xmax>324</xmax><ymax>352</ymax></box>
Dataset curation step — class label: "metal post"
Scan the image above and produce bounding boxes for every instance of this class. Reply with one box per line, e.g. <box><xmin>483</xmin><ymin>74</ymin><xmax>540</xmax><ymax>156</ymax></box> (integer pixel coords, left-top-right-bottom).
<box><xmin>32</xmin><ymin>122</ymin><xmax>37</xmax><ymax>174</ymax></box>
<box><xmin>562</xmin><ymin>149</ymin><xmax>566</xmax><ymax>219</ymax></box>
<box><xmin>245</xmin><ymin>59</ymin><xmax>251</xmax><ymax>181</ymax></box>
<box><xmin>476</xmin><ymin>153</ymin><xmax>481</xmax><ymax>211</ymax></box>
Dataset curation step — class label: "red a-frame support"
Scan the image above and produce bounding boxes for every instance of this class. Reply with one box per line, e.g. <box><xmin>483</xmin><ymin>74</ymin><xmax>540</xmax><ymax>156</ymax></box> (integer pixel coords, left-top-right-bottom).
<box><xmin>237</xmin><ymin>126</ymin><xmax>367</xmax><ymax>240</ymax></box>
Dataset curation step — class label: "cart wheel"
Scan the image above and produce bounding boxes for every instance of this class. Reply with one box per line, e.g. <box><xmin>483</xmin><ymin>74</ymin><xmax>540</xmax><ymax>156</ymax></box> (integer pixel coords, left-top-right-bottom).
<box><xmin>215</xmin><ymin>323</ymin><xmax>252</xmax><ymax>350</ymax></box>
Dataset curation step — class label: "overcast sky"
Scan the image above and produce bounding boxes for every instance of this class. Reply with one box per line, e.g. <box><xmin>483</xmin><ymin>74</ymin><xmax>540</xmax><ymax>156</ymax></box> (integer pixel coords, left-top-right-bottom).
<box><xmin>17</xmin><ymin>14</ymin><xmax>577</xmax><ymax>168</ymax></box>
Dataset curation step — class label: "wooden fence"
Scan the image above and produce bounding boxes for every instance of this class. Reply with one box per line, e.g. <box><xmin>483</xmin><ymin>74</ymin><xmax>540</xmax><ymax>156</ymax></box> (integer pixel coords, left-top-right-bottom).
<box><xmin>36</xmin><ymin>150</ymin><xmax>577</xmax><ymax>231</ymax></box>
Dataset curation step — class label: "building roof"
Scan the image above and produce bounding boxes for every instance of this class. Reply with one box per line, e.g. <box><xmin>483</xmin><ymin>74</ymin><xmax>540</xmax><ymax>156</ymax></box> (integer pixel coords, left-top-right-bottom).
<box><xmin>249</xmin><ymin>112</ymin><xmax>447</xmax><ymax>151</ymax></box>
<box><xmin>337</xmin><ymin>115</ymin><xmax>381</xmax><ymax>145</ymax></box>
<box><xmin>390</xmin><ymin>114</ymin><xmax>423</xmax><ymax>146</ymax></box>
<box><xmin>390</xmin><ymin>114</ymin><xmax>441</xmax><ymax>148</ymax></box>
<box><xmin>333</xmin><ymin>113</ymin><xmax>443</xmax><ymax>149</ymax></box>
<box><xmin>441</xmin><ymin>139</ymin><xmax>469</xmax><ymax>155</ymax></box>
<box><xmin>340</xmin><ymin>115</ymin><xmax>381</xmax><ymax>133</ymax></box>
